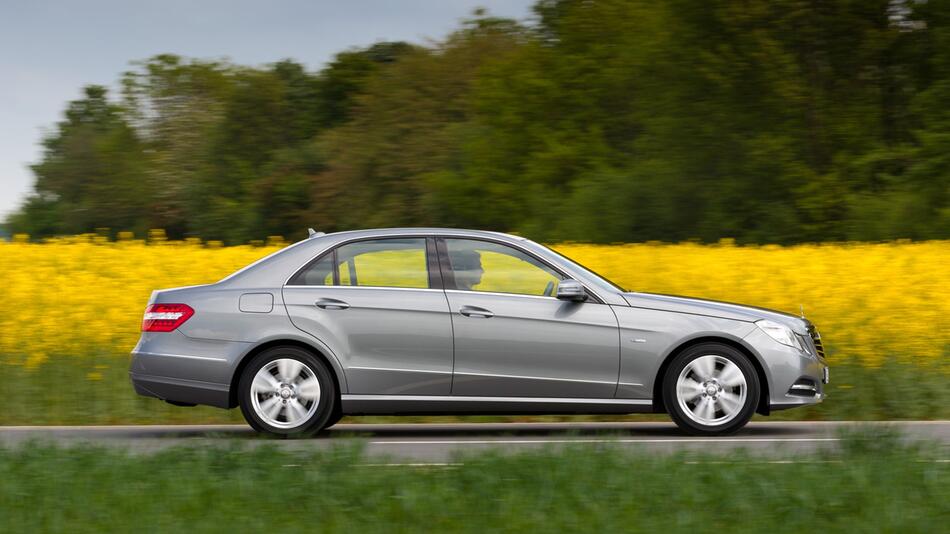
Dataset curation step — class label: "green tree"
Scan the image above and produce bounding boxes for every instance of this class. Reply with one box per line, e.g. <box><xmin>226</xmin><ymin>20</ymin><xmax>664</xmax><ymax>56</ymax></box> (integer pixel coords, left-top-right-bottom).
<box><xmin>11</xmin><ymin>86</ymin><xmax>149</xmax><ymax>237</ymax></box>
<box><xmin>6</xmin><ymin>2</ymin><xmax>950</xmax><ymax>244</ymax></box>
<box><xmin>121</xmin><ymin>55</ymin><xmax>232</xmax><ymax>237</ymax></box>
<box><xmin>315</xmin><ymin>13</ymin><xmax>526</xmax><ymax>230</ymax></box>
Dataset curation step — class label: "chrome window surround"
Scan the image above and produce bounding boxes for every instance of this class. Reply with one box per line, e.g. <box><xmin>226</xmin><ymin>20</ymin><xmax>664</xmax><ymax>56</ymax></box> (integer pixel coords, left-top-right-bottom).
<box><xmin>284</xmin><ymin>233</ymin><xmax>608</xmax><ymax>304</ymax></box>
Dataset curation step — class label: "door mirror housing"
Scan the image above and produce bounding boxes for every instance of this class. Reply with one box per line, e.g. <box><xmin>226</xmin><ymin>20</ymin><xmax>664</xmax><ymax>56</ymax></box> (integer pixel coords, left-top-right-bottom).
<box><xmin>556</xmin><ymin>279</ymin><xmax>588</xmax><ymax>302</ymax></box>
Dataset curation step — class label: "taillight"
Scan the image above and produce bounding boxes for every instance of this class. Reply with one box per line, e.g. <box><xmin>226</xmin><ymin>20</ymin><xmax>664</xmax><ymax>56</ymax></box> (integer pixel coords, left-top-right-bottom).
<box><xmin>142</xmin><ymin>303</ymin><xmax>194</xmax><ymax>332</ymax></box>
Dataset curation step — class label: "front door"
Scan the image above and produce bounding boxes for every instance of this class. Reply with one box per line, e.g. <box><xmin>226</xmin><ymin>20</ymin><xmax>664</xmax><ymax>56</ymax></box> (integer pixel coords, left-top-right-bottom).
<box><xmin>283</xmin><ymin>237</ymin><xmax>454</xmax><ymax>395</ymax></box>
<box><xmin>440</xmin><ymin>238</ymin><xmax>620</xmax><ymax>398</ymax></box>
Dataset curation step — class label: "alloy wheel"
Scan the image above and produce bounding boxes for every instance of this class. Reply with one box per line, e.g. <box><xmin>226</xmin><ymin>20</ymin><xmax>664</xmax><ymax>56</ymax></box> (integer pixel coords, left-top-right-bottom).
<box><xmin>675</xmin><ymin>354</ymin><xmax>747</xmax><ymax>426</ymax></box>
<box><xmin>249</xmin><ymin>358</ymin><xmax>322</xmax><ymax>429</ymax></box>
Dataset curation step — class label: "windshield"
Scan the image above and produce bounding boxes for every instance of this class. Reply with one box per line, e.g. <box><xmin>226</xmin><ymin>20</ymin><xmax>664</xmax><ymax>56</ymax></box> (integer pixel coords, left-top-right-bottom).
<box><xmin>539</xmin><ymin>243</ymin><xmax>627</xmax><ymax>292</ymax></box>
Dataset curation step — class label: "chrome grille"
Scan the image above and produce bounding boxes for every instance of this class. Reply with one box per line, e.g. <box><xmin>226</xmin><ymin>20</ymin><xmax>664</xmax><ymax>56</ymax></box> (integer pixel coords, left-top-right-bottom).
<box><xmin>808</xmin><ymin>325</ymin><xmax>825</xmax><ymax>359</ymax></box>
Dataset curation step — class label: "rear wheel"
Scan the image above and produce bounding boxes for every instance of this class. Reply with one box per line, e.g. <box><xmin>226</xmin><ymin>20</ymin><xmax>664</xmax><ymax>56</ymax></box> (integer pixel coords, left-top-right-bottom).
<box><xmin>238</xmin><ymin>346</ymin><xmax>336</xmax><ymax>437</ymax></box>
<box><xmin>662</xmin><ymin>343</ymin><xmax>759</xmax><ymax>436</ymax></box>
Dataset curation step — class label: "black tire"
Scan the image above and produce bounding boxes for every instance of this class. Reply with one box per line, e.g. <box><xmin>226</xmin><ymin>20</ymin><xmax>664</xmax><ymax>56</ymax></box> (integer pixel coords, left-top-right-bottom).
<box><xmin>238</xmin><ymin>346</ymin><xmax>337</xmax><ymax>437</ymax></box>
<box><xmin>662</xmin><ymin>343</ymin><xmax>760</xmax><ymax>436</ymax></box>
<box><xmin>323</xmin><ymin>409</ymin><xmax>344</xmax><ymax>429</ymax></box>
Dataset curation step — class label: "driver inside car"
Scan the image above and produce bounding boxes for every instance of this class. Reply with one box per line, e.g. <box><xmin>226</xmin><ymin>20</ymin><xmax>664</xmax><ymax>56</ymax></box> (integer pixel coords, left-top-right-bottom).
<box><xmin>450</xmin><ymin>249</ymin><xmax>484</xmax><ymax>290</ymax></box>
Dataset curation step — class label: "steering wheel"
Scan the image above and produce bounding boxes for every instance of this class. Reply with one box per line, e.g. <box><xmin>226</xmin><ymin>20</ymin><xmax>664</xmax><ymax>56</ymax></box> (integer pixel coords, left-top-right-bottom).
<box><xmin>543</xmin><ymin>281</ymin><xmax>555</xmax><ymax>297</ymax></box>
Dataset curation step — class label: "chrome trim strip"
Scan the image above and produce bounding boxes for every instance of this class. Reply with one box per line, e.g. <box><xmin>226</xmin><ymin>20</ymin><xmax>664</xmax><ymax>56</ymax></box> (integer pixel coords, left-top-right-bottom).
<box><xmin>131</xmin><ymin>350</ymin><xmax>228</xmax><ymax>363</ymax></box>
<box><xmin>444</xmin><ymin>289</ymin><xmax>561</xmax><ymax>302</ymax></box>
<box><xmin>348</xmin><ymin>366</ymin><xmax>452</xmax><ymax>375</ymax></box>
<box><xmin>284</xmin><ymin>285</ymin><xmax>442</xmax><ymax>292</ymax></box>
<box><xmin>341</xmin><ymin>394</ymin><xmax>651</xmax><ymax>405</ymax></box>
<box><xmin>618</xmin><ymin>381</ymin><xmax>644</xmax><ymax>387</ymax></box>
<box><xmin>453</xmin><ymin>370</ymin><xmax>618</xmax><ymax>385</ymax></box>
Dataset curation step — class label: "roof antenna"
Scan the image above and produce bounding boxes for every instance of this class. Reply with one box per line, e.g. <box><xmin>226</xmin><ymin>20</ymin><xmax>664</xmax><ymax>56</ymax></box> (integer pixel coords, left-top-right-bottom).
<box><xmin>308</xmin><ymin>228</ymin><xmax>324</xmax><ymax>239</ymax></box>
<box><xmin>800</xmin><ymin>304</ymin><xmax>805</xmax><ymax>318</ymax></box>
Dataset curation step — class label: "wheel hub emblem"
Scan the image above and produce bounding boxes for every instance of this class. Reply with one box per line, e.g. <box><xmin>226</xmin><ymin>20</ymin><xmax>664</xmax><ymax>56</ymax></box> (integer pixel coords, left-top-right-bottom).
<box><xmin>279</xmin><ymin>388</ymin><xmax>292</xmax><ymax>399</ymax></box>
<box><xmin>705</xmin><ymin>384</ymin><xmax>718</xmax><ymax>397</ymax></box>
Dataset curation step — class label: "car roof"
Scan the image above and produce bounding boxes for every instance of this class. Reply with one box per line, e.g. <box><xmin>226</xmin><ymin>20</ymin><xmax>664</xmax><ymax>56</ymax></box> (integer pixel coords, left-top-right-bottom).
<box><xmin>308</xmin><ymin>227</ymin><xmax>528</xmax><ymax>241</ymax></box>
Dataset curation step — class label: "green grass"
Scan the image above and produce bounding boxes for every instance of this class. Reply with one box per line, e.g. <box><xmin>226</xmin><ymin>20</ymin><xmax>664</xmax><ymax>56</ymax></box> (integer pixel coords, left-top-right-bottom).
<box><xmin>0</xmin><ymin>429</ymin><xmax>946</xmax><ymax>532</ymax></box>
<box><xmin>1</xmin><ymin>354</ymin><xmax>947</xmax><ymax>425</ymax></box>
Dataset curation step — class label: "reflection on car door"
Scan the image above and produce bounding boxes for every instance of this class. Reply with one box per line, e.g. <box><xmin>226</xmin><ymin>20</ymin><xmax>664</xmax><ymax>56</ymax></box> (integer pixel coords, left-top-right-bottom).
<box><xmin>283</xmin><ymin>237</ymin><xmax>454</xmax><ymax>395</ymax></box>
<box><xmin>440</xmin><ymin>238</ymin><xmax>620</xmax><ymax>398</ymax></box>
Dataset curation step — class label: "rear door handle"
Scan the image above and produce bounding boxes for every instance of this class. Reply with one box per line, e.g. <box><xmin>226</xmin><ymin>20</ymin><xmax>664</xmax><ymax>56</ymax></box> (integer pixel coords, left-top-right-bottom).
<box><xmin>459</xmin><ymin>305</ymin><xmax>493</xmax><ymax>318</ymax></box>
<box><xmin>315</xmin><ymin>298</ymin><xmax>350</xmax><ymax>310</ymax></box>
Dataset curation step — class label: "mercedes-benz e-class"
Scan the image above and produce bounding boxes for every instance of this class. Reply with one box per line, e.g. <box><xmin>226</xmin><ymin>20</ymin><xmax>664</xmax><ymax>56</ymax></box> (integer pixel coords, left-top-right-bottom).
<box><xmin>130</xmin><ymin>228</ymin><xmax>828</xmax><ymax>436</ymax></box>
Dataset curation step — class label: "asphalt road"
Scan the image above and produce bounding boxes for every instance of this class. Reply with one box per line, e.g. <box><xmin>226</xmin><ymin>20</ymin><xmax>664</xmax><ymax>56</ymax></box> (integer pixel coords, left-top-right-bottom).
<box><xmin>2</xmin><ymin>421</ymin><xmax>947</xmax><ymax>461</ymax></box>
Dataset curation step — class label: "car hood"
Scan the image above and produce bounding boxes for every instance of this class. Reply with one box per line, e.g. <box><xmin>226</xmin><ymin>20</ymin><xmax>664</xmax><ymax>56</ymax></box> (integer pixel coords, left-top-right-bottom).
<box><xmin>622</xmin><ymin>292</ymin><xmax>810</xmax><ymax>334</ymax></box>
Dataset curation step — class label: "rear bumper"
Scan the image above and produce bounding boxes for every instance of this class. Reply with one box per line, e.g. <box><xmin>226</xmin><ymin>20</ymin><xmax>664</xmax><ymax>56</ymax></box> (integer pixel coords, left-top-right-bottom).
<box><xmin>130</xmin><ymin>371</ymin><xmax>230</xmax><ymax>408</ymax></box>
<box><xmin>129</xmin><ymin>331</ymin><xmax>251</xmax><ymax>408</ymax></box>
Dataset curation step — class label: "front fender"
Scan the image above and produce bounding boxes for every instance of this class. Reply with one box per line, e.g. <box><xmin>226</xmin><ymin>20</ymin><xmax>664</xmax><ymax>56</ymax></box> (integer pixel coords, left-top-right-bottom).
<box><xmin>611</xmin><ymin>305</ymin><xmax>760</xmax><ymax>399</ymax></box>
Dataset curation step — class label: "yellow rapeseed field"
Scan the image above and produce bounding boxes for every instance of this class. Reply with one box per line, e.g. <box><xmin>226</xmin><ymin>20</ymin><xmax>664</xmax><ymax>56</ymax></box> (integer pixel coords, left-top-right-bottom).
<box><xmin>1</xmin><ymin>233</ymin><xmax>948</xmax><ymax>371</ymax></box>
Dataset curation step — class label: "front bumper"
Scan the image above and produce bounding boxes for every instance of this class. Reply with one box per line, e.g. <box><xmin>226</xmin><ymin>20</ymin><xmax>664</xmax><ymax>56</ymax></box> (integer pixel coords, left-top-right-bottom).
<box><xmin>743</xmin><ymin>327</ymin><xmax>829</xmax><ymax>411</ymax></box>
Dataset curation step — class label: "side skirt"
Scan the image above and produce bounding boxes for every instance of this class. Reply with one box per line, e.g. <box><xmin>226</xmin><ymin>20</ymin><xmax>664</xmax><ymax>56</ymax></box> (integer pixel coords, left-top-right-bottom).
<box><xmin>340</xmin><ymin>395</ymin><xmax>653</xmax><ymax>415</ymax></box>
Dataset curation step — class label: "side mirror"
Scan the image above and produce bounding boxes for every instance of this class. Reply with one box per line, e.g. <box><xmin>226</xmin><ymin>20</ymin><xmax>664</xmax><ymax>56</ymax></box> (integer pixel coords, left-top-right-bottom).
<box><xmin>556</xmin><ymin>279</ymin><xmax>588</xmax><ymax>302</ymax></box>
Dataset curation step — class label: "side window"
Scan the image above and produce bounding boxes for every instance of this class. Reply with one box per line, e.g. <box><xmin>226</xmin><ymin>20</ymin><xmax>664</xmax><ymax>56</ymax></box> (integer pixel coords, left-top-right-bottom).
<box><xmin>295</xmin><ymin>254</ymin><xmax>335</xmax><ymax>286</ymax></box>
<box><xmin>337</xmin><ymin>238</ymin><xmax>428</xmax><ymax>288</ymax></box>
<box><xmin>289</xmin><ymin>238</ymin><xmax>430</xmax><ymax>289</ymax></box>
<box><xmin>443</xmin><ymin>239</ymin><xmax>563</xmax><ymax>296</ymax></box>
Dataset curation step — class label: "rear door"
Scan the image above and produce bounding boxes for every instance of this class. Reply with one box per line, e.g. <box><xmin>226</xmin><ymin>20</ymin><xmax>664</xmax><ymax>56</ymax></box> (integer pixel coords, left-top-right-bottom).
<box><xmin>439</xmin><ymin>238</ymin><xmax>620</xmax><ymax>398</ymax></box>
<box><xmin>283</xmin><ymin>237</ymin><xmax>454</xmax><ymax>395</ymax></box>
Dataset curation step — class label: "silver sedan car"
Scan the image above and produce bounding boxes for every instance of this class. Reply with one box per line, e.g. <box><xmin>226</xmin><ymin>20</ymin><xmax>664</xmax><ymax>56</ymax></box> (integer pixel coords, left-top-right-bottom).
<box><xmin>130</xmin><ymin>228</ymin><xmax>829</xmax><ymax>436</ymax></box>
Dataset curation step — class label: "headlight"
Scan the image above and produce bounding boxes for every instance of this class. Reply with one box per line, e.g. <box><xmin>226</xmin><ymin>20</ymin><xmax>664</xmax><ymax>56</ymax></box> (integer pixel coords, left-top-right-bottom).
<box><xmin>755</xmin><ymin>320</ymin><xmax>805</xmax><ymax>351</ymax></box>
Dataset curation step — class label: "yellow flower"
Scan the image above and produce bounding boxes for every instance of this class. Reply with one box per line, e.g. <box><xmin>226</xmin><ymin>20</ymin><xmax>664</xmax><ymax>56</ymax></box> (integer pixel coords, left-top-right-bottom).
<box><xmin>1</xmin><ymin>235</ymin><xmax>947</xmax><ymax>371</ymax></box>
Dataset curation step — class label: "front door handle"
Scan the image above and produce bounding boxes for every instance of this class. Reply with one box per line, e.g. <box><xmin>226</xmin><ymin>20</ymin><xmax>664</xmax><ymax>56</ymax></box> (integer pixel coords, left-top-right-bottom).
<box><xmin>459</xmin><ymin>305</ymin><xmax>493</xmax><ymax>318</ymax></box>
<box><xmin>315</xmin><ymin>298</ymin><xmax>350</xmax><ymax>310</ymax></box>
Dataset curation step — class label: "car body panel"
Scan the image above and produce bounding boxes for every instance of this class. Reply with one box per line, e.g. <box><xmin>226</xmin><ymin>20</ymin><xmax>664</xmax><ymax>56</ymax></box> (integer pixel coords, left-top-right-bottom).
<box><xmin>169</xmin><ymin>287</ymin><xmax>293</xmax><ymax>343</ymax></box>
<box><xmin>445</xmin><ymin>290</ymin><xmax>620</xmax><ymax>398</ymax></box>
<box><xmin>742</xmin><ymin>327</ymin><xmax>828</xmax><ymax>406</ymax></box>
<box><xmin>623</xmin><ymin>292</ymin><xmax>810</xmax><ymax>333</ymax></box>
<box><xmin>131</xmin><ymin>330</ymin><xmax>246</xmax><ymax>384</ymax></box>
<box><xmin>282</xmin><ymin>285</ymin><xmax>454</xmax><ymax>395</ymax></box>
<box><xmin>611</xmin><ymin>305</ymin><xmax>759</xmax><ymax>399</ymax></box>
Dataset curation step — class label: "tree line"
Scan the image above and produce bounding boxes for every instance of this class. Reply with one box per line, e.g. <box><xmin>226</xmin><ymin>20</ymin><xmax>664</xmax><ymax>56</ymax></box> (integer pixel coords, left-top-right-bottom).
<box><xmin>7</xmin><ymin>0</ymin><xmax>950</xmax><ymax>244</ymax></box>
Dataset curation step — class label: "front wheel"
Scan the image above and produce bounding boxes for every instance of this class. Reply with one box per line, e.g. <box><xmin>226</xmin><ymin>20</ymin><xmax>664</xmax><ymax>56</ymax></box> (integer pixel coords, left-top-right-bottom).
<box><xmin>662</xmin><ymin>343</ymin><xmax>759</xmax><ymax>436</ymax></box>
<box><xmin>238</xmin><ymin>347</ymin><xmax>336</xmax><ymax>437</ymax></box>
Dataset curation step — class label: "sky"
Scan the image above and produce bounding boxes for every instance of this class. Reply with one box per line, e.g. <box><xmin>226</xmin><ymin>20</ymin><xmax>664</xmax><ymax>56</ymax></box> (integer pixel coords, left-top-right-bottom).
<box><xmin>0</xmin><ymin>0</ymin><xmax>536</xmax><ymax>219</ymax></box>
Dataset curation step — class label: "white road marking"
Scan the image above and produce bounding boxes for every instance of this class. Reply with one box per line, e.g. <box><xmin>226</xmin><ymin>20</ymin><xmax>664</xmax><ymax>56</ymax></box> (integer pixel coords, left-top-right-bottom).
<box><xmin>355</xmin><ymin>459</ymin><xmax>945</xmax><ymax>466</ymax></box>
<box><xmin>358</xmin><ymin>463</ymin><xmax>463</xmax><ymax>468</ymax></box>
<box><xmin>0</xmin><ymin>425</ymin><xmax>251</xmax><ymax>430</ymax></box>
<box><xmin>370</xmin><ymin>437</ymin><xmax>842</xmax><ymax>445</ymax></box>
<box><xmin>685</xmin><ymin>460</ymin><xmax>843</xmax><ymax>464</ymax></box>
